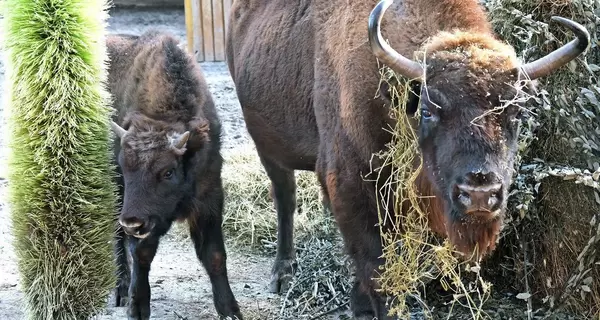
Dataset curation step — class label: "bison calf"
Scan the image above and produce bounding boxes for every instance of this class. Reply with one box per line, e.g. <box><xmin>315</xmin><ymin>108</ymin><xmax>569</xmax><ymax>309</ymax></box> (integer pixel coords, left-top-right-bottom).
<box><xmin>106</xmin><ymin>30</ymin><xmax>243</xmax><ymax>320</ymax></box>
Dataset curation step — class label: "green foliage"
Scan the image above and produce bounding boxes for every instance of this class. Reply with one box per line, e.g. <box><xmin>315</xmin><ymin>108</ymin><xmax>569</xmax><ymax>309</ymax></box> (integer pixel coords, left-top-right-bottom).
<box><xmin>1</xmin><ymin>0</ymin><xmax>119</xmax><ymax>318</ymax></box>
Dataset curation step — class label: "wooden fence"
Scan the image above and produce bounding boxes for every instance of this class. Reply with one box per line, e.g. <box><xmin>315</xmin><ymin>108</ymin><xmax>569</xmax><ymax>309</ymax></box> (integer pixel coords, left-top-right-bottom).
<box><xmin>184</xmin><ymin>0</ymin><xmax>233</xmax><ymax>62</ymax></box>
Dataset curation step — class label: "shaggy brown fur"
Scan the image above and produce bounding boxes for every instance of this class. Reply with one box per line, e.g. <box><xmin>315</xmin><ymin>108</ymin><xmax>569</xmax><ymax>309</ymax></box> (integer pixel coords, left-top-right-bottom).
<box><xmin>226</xmin><ymin>0</ymin><xmax>547</xmax><ymax>318</ymax></box>
<box><xmin>107</xmin><ymin>30</ymin><xmax>242</xmax><ymax>320</ymax></box>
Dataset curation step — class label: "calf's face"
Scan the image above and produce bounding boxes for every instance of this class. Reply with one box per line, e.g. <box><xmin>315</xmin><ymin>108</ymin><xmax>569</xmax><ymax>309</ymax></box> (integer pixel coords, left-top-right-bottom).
<box><xmin>111</xmin><ymin>120</ymin><xmax>194</xmax><ymax>239</ymax></box>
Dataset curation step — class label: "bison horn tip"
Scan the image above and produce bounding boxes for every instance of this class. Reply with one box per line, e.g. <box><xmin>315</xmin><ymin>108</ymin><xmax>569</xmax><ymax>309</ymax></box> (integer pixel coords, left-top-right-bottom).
<box><xmin>110</xmin><ymin>121</ymin><xmax>128</xmax><ymax>138</ymax></box>
<box><xmin>172</xmin><ymin>131</ymin><xmax>190</xmax><ymax>149</ymax></box>
<box><xmin>520</xmin><ymin>16</ymin><xmax>590</xmax><ymax>80</ymax></box>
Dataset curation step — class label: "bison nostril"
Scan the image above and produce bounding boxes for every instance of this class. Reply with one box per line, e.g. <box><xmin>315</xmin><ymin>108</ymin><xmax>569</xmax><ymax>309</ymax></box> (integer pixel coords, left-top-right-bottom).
<box><xmin>458</xmin><ymin>191</ymin><xmax>471</xmax><ymax>207</ymax></box>
<box><xmin>488</xmin><ymin>193</ymin><xmax>499</xmax><ymax>208</ymax></box>
<box><xmin>119</xmin><ymin>217</ymin><xmax>144</xmax><ymax>229</ymax></box>
<box><xmin>455</xmin><ymin>183</ymin><xmax>502</xmax><ymax>213</ymax></box>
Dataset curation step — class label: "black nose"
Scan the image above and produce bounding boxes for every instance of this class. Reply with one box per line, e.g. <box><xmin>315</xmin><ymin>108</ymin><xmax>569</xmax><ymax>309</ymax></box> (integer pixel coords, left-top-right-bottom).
<box><xmin>453</xmin><ymin>171</ymin><xmax>503</xmax><ymax>214</ymax></box>
<box><xmin>119</xmin><ymin>216</ymin><xmax>150</xmax><ymax>238</ymax></box>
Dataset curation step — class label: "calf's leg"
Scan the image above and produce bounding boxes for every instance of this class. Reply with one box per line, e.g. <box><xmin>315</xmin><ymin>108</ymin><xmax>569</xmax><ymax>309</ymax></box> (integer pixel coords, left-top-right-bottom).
<box><xmin>259</xmin><ymin>156</ymin><xmax>297</xmax><ymax>294</ymax></box>
<box><xmin>189</xmin><ymin>186</ymin><xmax>243</xmax><ymax>319</ymax></box>
<box><xmin>127</xmin><ymin>235</ymin><xmax>160</xmax><ymax>320</ymax></box>
<box><xmin>114</xmin><ymin>224</ymin><xmax>131</xmax><ymax>307</ymax></box>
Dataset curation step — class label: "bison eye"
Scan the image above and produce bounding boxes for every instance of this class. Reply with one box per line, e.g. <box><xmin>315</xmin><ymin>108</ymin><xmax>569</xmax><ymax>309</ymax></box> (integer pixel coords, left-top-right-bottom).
<box><xmin>421</xmin><ymin>108</ymin><xmax>433</xmax><ymax>119</ymax></box>
<box><xmin>163</xmin><ymin>169</ymin><xmax>175</xmax><ymax>180</ymax></box>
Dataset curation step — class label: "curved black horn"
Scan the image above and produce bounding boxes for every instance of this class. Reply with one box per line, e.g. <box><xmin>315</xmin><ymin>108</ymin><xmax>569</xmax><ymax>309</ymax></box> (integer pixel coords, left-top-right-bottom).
<box><xmin>520</xmin><ymin>16</ymin><xmax>590</xmax><ymax>80</ymax></box>
<box><xmin>368</xmin><ymin>0</ymin><xmax>423</xmax><ymax>80</ymax></box>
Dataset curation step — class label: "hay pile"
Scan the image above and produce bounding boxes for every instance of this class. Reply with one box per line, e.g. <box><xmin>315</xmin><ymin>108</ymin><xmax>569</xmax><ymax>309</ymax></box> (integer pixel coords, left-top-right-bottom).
<box><xmin>278</xmin><ymin>236</ymin><xmax>352</xmax><ymax>319</ymax></box>
<box><xmin>219</xmin><ymin>145</ymin><xmax>337</xmax><ymax>253</ymax></box>
<box><xmin>217</xmin><ymin>146</ymin><xmax>353</xmax><ymax>318</ymax></box>
<box><xmin>481</xmin><ymin>0</ymin><xmax>600</xmax><ymax>317</ymax></box>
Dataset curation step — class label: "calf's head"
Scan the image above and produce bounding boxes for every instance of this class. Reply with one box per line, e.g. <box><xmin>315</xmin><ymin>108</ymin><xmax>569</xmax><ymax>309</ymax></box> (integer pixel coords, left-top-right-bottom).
<box><xmin>369</xmin><ymin>0</ymin><xmax>590</xmax><ymax>259</ymax></box>
<box><xmin>111</xmin><ymin>113</ymin><xmax>209</xmax><ymax>238</ymax></box>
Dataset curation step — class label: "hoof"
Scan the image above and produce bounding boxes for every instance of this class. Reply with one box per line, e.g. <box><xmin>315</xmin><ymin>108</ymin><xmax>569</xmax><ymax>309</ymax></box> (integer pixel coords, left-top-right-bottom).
<box><xmin>268</xmin><ymin>258</ymin><xmax>297</xmax><ymax>294</ymax></box>
<box><xmin>127</xmin><ymin>299</ymin><xmax>151</xmax><ymax>320</ymax></box>
<box><xmin>220</xmin><ymin>312</ymin><xmax>244</xmax><ymax>320</ymax></box>
<box><xmin>113</xmin><ymin>285</ymin><xmax>130</xmax><ymax>307</ymax></box>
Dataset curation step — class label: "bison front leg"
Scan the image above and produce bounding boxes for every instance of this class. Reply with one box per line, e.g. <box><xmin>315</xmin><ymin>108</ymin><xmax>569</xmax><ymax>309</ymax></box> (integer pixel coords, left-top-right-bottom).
<box><xmin>259</xmin><ymin>156</ymin><xmax>297</xmax><ymax>294</ymax></box>
<box><xmin>114</xmin><ymin>224</ymin><xmax>131</xmax><ymax>307</ymax></box>
<box><xmin>324</xmin><ymin>169</ymin><xmax>395</xmax><ymax>320</ymax></box>
<box><xmin>189</xmin><ymin>186</ymin><xmax>243</xmax><ymax>319</ymax></box>
<box><xmin>127</xmin><ymin>235</ymin><xmax>160</xmax><ymax>320</ymax></box>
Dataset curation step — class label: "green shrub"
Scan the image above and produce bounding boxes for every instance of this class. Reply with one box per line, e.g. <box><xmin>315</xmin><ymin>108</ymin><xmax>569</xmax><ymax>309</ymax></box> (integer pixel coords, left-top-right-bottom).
<box><xmin>1</xmin><ymin>0</ymin><xmax>119</xmax><ymax>318</ymax></box>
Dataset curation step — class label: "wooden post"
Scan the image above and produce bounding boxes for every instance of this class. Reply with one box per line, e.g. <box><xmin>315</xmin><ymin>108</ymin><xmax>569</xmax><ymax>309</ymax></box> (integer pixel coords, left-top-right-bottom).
<box><xmin>184</xmin><ymin>0</ymin><xmax>232</xmax><ymax>62</ymax></box>
<box><xmin>184</xmin><ymin>0</ymin><xmax>204</xmax><ymax>61</ymax></box>
<box><xmin>223</xmin><ymin>0</ymin><xmax>232</xmax><ymax>40</ymax></box>
<box><xmin>212</xmin><ymin>0</ymin><xmax>225</xmax><ymax>61</ymax></box>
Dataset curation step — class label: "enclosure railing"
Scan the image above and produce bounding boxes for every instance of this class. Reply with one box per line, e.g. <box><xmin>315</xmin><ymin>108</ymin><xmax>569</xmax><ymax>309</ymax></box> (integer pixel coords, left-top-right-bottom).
<box><xmin>185</xmin><ymin>0</ymin><xmax>233</xmax><ymax>62</ymax></box>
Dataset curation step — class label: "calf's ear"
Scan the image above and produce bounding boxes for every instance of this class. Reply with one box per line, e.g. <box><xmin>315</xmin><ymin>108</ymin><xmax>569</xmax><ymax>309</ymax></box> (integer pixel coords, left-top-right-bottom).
<box><xmin>185</xmin><ymin>117</ymin><xmax>211</xmax><ymax>151</ymax></box>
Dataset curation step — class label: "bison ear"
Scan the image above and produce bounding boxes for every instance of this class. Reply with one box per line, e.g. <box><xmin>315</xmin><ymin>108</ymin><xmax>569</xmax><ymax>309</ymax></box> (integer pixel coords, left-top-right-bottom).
<box><xmin>378</xmin><ymin>81</ymin><xmax>398</xmax><ymax>106</ymax></box>
<box><xmin>377</xmin><ymin>78</ymin><xmax>421</xmax><ymax>117</ymax></box>
<box><xmin>185</xmin><ymin>117</ymin><xmax>211</xmax><ymax>151</ymax></box>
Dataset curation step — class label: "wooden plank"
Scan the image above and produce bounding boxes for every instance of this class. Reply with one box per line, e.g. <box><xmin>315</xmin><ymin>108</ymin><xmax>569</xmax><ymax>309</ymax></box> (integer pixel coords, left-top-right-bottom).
<box><xmin>184</xmin><ymin>0</ymin><xmax>194</xmax><ymax>55</ymax></box>
<box><xmin>186</xmin><ymin>0</ymin><xmax>204</xmax><ymax>61</ymax></box>
<box><xmin>212</xmin><ymin>0</ymin><xmax>225</xmax><ymax>61</ymax></box>
<box><xmin>201</xmin><ymin>0</ymin><xmax>215</xmax><ymax>61</ymax></box>
<box><xmin>223</xmin><ymin>0</ymin><xmax>232</xmax><ymax>40</ymax></box>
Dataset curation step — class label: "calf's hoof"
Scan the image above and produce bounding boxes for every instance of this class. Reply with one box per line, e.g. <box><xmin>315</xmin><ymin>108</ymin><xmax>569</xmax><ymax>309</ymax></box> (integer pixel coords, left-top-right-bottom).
<box><xmin>127</xmin><ymin>299</ymin><xmax>151</xmax><ymax>320</ymax></box>
<box><xmin>268</xmin><ymin>258</ymin><xmax>297</xmax><ymax>293</ymax></box>
<box><xmin>113</xmin><ymin>285</ymin><xmax>130</xmax><ymax>307</ymax></box>
<box><xmin>220</xmin><ymin>311</ymin><xmax>244</xmax><ymax>320</ymax></box>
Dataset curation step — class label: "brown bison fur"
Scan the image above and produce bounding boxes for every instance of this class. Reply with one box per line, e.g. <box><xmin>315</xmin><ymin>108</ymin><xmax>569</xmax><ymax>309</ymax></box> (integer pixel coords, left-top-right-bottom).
<box><xmin>106</xmin><ymin>30</ymin><xmax>242</xmax><ymax>320</ymax></box>
<box><xmin>226</xmin><ymin>0</ymin><xmax>585</xmax><ymax>318</ymax></box>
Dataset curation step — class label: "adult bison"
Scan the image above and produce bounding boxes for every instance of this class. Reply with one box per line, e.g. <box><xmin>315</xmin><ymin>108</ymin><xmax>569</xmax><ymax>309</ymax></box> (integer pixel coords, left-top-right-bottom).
<box><xmin>106</xmin><ymin>30</ymin><xmax>243</xmax><ymax>320</ymax></box>
<box><xmin>226</xmin><ymin>0</ymin><xmax>589</xmax><ymax>318</ymax></box>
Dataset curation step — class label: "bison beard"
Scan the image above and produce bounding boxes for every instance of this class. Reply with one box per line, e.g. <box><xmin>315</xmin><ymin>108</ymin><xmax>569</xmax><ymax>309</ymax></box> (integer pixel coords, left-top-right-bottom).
<box><xmin>447</xmin><ymin>212</ymin><xmax>503</xmax><ymax>259</ymax></box>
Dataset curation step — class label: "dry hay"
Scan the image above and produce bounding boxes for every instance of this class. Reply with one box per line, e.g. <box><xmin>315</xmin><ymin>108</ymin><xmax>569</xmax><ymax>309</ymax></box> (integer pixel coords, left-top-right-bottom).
<box><xmin>218</xmin><ymin>145</ymin><xmax>352</xmax><ymax>318</ymax></box>
<box><xmin>219</xmin><ymin>145</ymin><xmax>337</xmax><ymax>253</ymax></box>
<box><xmin>278</xmin><ymin>236</ymin><xmax>353</xmax><ymax>319</ymax></box>
<box><xmin>480</xmin><ymin>0</ymin><xmax>600</xmax><ymax>318</ymax></box>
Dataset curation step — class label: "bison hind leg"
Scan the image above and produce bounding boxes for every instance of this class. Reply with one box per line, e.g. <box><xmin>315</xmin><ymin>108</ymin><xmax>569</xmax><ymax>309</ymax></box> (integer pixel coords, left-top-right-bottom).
<box><xmin>259</xmin><ymin>156</ymin><xmax>298</xmax><ymax>294</ymax></box>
